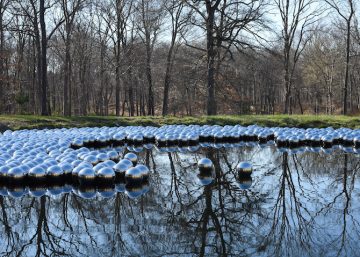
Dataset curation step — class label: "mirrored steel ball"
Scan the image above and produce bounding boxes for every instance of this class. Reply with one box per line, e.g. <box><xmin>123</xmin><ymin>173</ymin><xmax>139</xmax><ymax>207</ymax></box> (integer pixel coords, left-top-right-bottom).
<box><xmin>47</xmin><ymin>165</ymin><xmax>64</xmax><ymax>177</ymax></box>
<box><xmin>28</xmin><ymin>166</ymin><xmax>46</xmax><ymax>180</ymax></box>
<box><xmin>96</xmin><ymin>167</ymin><xmax>115</xmax><ymax>180</ymax></box>
<box><xmin>78</xmin><ymin>167</ymin><xmax>96</xmax><ymax>180</ymax></box>
<box><xmin>236</xmin><ymin>162</ymin><xmax>253</xmax><ymax>175</ymax></box>
<box><xmin>124</xmin><ymin>153</ymin><xmax>137</xmax><ymax>165</ymax></box>
<box><xmin>197</xmin><ymin>158</ymin><xmax>213</xmax><ymax>171</ymax></box>
<box><xmin>125</xmin><ymin>166</ymin><xmax>143</xmax><ymax>184</ymax></box>
<box><xmin>136</xmin><ymin>164</ymin><xmax>149</xmax><ymax>180</ymax></box>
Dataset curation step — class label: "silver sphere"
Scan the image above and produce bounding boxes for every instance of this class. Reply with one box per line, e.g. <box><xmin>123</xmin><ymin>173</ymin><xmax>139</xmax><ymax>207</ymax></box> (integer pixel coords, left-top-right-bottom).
<box><xmin>113</xmin><ymin>162</ymin><xmax>128</xmax><ymax>175</ymax></box>
<box><xmin>119</xmin><ymin>159</ymin><xmax>133</xmax><ymax>169</ymax></box>
<box><xmin>59</xmin><ymin>162</ymin><xmax>73</xmax><ymax>175</ymax></box>
<box><xmin>8</xmin><ymin>167</ymin><xmax>25</xmax><ymax>179</ymax></box>
<box><xmin>28</xmin><ymin>166</ymin><xmax>46</xmax><ymax>179</ymax></box>
<box><xmin>198</xmin><ymin>158</ymin><xmax>213</xmax><ymax>170</ymax></box>
<box><xmin>47</xmin><ymin>165</ymin><xmax>64</xmax><ymax>177</ymax></box>
<box><xmin>236</xmin><ymin>162</ymin><xmax>253</xmax><ymax>174</ymax></box>
<box><xmin>78</xmin><ymin>167</ymin><xmax>96</xmax><ymax>180</ymax></box>
<box><xmin>0</xmin><ymin>165</ymin><xmax>10</xmax><ymax>177</ymax></box>
<box><xmin>124</xmin><ymin>152</ymin><xmax>137</xmax><ymax>165</ymax></box>
<box><xmin>136</xmin><ymin>164</ymin><xmax>149</xmax><ymax>180</ymax></box>
<box><xmin>125</xmin><ymin>167</ymin><xmax>143</xmax><ymax>184</ymax></box>
<box><xmin>96</xmin><ymin>167</ymin><xmax>115</xmax><ymax>180</ymax></box>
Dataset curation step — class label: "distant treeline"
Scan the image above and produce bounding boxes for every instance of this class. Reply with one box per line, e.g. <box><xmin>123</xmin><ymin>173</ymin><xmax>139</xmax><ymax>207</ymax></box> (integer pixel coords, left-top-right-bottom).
<box><xmin>0</xmin><ymin>0</ymin><xmax>359</xmax><ymax>116</ymax></box>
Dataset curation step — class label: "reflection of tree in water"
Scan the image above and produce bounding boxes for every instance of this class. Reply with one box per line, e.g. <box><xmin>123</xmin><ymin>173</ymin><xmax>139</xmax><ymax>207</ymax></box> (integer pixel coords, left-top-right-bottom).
<box><xmin>1</xmin><ymin>147</ymin><xmax>360</xmax><ymax>256</ymax></box>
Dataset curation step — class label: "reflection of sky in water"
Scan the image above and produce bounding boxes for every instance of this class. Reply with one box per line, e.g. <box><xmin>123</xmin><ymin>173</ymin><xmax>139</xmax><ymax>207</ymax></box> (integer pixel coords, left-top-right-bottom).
<box><xmin>1</xmin><ymin>145</ymin><xmax>360</xmax><ymax>256</ymax></box>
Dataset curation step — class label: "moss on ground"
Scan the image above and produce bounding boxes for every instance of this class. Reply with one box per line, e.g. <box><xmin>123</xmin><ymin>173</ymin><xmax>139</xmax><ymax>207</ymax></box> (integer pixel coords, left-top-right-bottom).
<box><xmin>0</xmin><ymin>114</ymin><xmax>359</xmax><ymax>131</ymax></box>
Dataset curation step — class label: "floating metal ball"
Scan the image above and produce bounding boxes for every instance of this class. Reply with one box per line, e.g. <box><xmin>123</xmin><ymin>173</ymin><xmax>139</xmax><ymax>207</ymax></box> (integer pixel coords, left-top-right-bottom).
<box><xmin>124</xmin><ymin>153</ymin><xmax>137</xmax><ymax>165</ymax></box>
<box><xmin>197</xmin><ymin>158</ymin><xmax>213</xmax><ymax>170</ymax></box>
<box><xmin>103</xmin><ymin>160</ymin><xmax>116</xmax><ymax>168</ymax></box>
<box><xmin>59</xmin><ymin>162</ymin><xmax>73</xmax><ymax>175</ymax></box>
<box><xmin>78</xmin><ymin>167</ymin><xmax>96</xmax><ymax>180</ymax></box>
<box><xmin>107</xmin><ymin>151</ymin><xmax>119</xmax><ymax>161</ymax></box>
<box><xmin>119</xmin><ymin>159</ymin><xmax>133</xmax><ymax>169</ymax></box>
<box><xmin>96</xmin><ymin>167</ymin><xmax>115</xmax><ymax>180</ymax></box>
<box><xmin>28</xmin><ymin>166</ymin><xmax>46</xmax><ymax>179</ymax></box>
<box><xmin>125</xmin><ymin>167</ymin><xmax>143</xmax><ymax>184</ymax></box>
<box><xmin>136</xmin><ymin>164</ymin><xmax>149</xmax><ymax>180</ymax></box>
<box><xmin>47</xmin><ymin>165</ymin><xmax>64</xmax><ymax>177</ymax></box>
<box><xmin>84</xmin><ymin>155</ymin><xmax>99</xmax><ymax>165</ymax></box>
<box><xmin>113</xmin><ymin>162</ymin><xmax>128</xmax><ymax>175</ymax></box>
<box><xmin>96</xmin><ymin>153</ymin><xmax>108</xmax><ymax>162</ymax></box>
<box><xmin>236</xmin><ymin>162</ymin><xmax>253</xmax><ymax>175</ymax></box>
<box><xmin>8</xmin><ymin>167</ymin><xmax>25</xmax><ymax>179</ymax></box>
<box><xmin>0</xmin><ymin>165</ymin><xmax>9</xmax><ymax>177</ymax></box>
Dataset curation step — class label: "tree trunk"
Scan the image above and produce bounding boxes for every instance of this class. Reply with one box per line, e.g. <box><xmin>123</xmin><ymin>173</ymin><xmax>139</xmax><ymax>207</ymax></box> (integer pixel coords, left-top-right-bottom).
<box><xmin>40</xmin><ymin>0</ymin><xmax>49</xmax><ymax>115</ymax></box>
<box><xmin>343</xmin><ymin>20</ymin><xmax>352</xmax><ymax>115</ymax></box>
<box><xmin>206</xmin><ymin>5</ymin><xmax>217</xmax><ymax>115</ymax></box>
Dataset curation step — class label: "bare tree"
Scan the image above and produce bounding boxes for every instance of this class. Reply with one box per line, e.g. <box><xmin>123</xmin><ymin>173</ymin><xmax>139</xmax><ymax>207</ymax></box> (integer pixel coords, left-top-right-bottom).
<box><xmin>325</xmin><ymin>0</ymin><xmax>355</xmax><ymax>115</ymax></box>
<box><xmin>60</xmin><ymin>0</ymin><xmax>86</xmax><ymax>116</ymax></box>
<box><xmin>275</xmin><ymin>0</ymin><xmax>321</xmax><ymax>114</ymax></box>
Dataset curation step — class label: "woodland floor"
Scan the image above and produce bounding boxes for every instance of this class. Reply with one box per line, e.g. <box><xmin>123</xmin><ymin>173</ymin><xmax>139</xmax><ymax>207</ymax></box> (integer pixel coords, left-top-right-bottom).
<box><xmin>1</xmin><ymin>115</ymin><xmax>360</xmax><ymax>132</ymax></box>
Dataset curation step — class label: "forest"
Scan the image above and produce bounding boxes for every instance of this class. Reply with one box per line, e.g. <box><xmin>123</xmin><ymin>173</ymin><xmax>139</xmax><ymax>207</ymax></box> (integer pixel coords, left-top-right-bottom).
<box><xmin>0</xmin><ymin>0</ymin><xmax>359</xmax><ymax>117</ymax></box>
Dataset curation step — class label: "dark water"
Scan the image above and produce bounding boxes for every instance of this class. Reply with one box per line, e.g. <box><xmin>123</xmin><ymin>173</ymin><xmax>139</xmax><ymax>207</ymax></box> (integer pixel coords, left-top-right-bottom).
<box><xmin>1</xmin><ymin>144</ymin><xmax>360</xmax><ymax>257</ymax></box>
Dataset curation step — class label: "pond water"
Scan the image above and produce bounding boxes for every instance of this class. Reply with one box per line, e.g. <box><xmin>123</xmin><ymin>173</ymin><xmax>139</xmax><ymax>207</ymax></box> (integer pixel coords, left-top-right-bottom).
<box><xmin>1</xmin><ymin>143</ymin><xmax>359</xmax><ymax>257</ymax></box>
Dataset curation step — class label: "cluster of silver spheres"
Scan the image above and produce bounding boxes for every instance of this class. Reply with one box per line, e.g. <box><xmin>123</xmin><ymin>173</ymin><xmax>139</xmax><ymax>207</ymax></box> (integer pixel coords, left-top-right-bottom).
<box><xmin>196</xmin><ymin>158</ymin><xmax>253</xmax><ymax>190</ymax></box>
<box><xmin>0</xmin><ymin>181</ymin><xmax>150</xmax><ymax>199</ymax></box>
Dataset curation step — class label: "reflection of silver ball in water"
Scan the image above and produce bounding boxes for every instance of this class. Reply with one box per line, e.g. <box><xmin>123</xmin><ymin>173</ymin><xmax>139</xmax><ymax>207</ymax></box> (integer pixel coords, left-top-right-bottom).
<box><xmin>78</xmin><ymin>187</ymin><xmax>97</xmax><ymax>199</ymax></box>
<box><xmin>125</xmin><ymin>183</ymin><xmax>145</xmax><ymax>199</ymax></box>
<box><xmin>236</xmin><ymin>176</ymin><xmax>252</xmax><ymax>190</ymax></box>
<box><xmin>115</xmin><ymin>183</ymin><xmax>126</xmax><ymax>192</ymax></box>
<box><xmin>236</xmin><ymin>162</ymin><xmax>253</xmax><ymax>174</ymax></box>
<box><xmin>29</xmin><ymin>186</ymin><xmax>47</xmax><ymax>197</ymax></box>
<box><xmin>197</xmin><ymin>158</ymin><xmax>213</xmax><ymax>170</ymax></box>
<box><xmin>47</xmin><ymin>185</ymin><xmax>64</xmax><ymax>196</ymax></box>
<box><xmin>197</xmin><ymin>174</ymin><xmax>214</xmax><ymax>186</ymax></box>
<box><xmin>197</xmin><ymin>168</ymin><xmax>214</xmax><ymax>186</ymax></box>
<box><xmin>124</xmin><ymin>153</ymin><xmax>137</xmax><ymax>165</ymax></box>
<box><xmin>96</xmin><ymin>167</ymin><xmax>115</xmax><ymax>179</ymax></box>
<box><xmin>136</xmin><ymin>164</ymin><xmax>149</xmax><ymax>180</ymax></box>
<box><xmin>28</xmin><ymin>166</ymin><xmax>46</xmax><ymax>179</ymax></box>
<box><xmin>125</xmin><ymin>167</ymin><xmax>143</xmax><ymax>184</ymax></box>
<box><xmin>7</xmin><ymin>186</ymin><xmax>28</xmax><ymax>198</ymax></box>
<box><xmin>78</xmin><ymin>167</ymin><xmax>96</xmax><ymax>180</ymax></box>
<box><xmin>98</xmin><ymin>186</ymin><xmax>116</xmax><ymax>198</ymax></box>
<box><xmin>47</xmin><ymin>165</ymin><xmax>64</xmax><ymax>177</ymax></box>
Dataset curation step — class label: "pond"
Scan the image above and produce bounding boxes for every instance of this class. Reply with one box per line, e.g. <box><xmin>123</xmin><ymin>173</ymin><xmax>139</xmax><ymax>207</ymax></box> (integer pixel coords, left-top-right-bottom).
<box><xmin>1</xmin><ymin>142</ymin><xmax>359</xmax><ymax>257</ymax></box>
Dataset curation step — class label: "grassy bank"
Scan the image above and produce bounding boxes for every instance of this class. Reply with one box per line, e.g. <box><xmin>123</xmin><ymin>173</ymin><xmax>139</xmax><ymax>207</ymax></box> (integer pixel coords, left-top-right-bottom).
<box><xmin>0</xmin><ymin>115</ymin><xmax>360</xmax><ymax>131</ymax></box>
